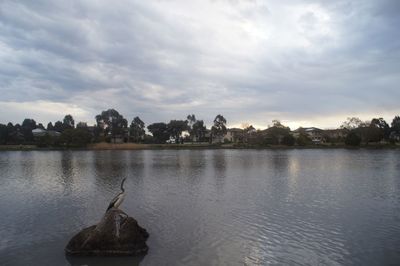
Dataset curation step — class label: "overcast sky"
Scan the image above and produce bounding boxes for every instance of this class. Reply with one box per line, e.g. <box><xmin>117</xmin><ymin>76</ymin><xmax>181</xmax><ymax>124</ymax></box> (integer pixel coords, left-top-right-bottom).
<box><xmin>0</xmin><ymin>0</ymin><xmax>399</xmax><ymax>129</ymax></box>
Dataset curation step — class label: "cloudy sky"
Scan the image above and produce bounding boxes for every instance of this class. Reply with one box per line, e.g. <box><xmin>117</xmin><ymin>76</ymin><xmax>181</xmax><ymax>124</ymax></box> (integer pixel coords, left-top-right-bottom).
<box><xmin>0</xmin><ymin>0</ymin><xmax>399</xmax><ymax>129</ymax></box>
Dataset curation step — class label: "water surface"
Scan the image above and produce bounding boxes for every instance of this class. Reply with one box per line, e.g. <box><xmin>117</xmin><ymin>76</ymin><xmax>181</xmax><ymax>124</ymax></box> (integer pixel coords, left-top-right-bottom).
<box><xmin>0</xmin><ymin>149</ymin><xmax>399</xmax><ymax>265</ymax></box>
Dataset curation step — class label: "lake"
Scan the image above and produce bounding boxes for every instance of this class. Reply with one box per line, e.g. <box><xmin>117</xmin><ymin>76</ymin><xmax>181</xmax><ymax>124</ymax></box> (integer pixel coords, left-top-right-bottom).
<box><xmin>0</xmin><ymin>149</ymin><xmax>399</xmax><ymax>265</ymax></box>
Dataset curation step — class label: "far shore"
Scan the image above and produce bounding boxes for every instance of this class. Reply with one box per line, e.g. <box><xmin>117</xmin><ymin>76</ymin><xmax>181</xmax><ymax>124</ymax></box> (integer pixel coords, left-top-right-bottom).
<box><xmin>0</xmin><ymin>142</ymin><xmax>399</xmax><ymax>151</ymax></box>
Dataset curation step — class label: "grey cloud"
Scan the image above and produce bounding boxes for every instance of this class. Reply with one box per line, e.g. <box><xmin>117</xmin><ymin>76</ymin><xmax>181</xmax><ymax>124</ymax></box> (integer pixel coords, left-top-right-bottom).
<box><xmin>0</xmin><ymin>0</ymin><xmax>399</xmax><ymax>128</ymax></box>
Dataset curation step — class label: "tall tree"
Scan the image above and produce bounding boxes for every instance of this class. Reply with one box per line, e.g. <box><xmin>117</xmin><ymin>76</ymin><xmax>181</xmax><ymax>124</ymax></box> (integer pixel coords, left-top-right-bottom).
<box><xmin>76</xmin><ymin>122</ymin><xmax>88</xmax><ymax>128</ymax></box>
<box><xmin>147</xmin><ymin>122</ymin><xmax>169</xmax><ymax>144</ymax></box>
<box><xmin>21</xmin><ymin>118</ymin><xmax>37</xmax><ymax>142</ymax></box>
<box><xmin>54</xmin><ymin>121</ymin><xmax>64</xmax><ymax>132</ymax></box>
<box><xmin>47</xmin><ymin>122</ymin><xmax>54</xmax><ymax>131</ymax></box>
<box><xmin>211</xmin><ymin>114</ymin><xmax>227</xmax><ymax>142</ymax></box>
<box><xmin>167</xmin><ymin>120</ymin><xmax>189</xmax><ymax>143</ymax></box>
<box><xmin>340</xmin><ymin>117</ymin><xmax>367</xmax><ymax>130</ymax></box>
<box><xmin>391</xmin><ymin>116</ymin><xmax>400</xmax><ymax>133</ymax></box>
<box><xmin>370</xmin><ymin>117</ymin><xmax>390</xmax><ymax>140</ymax></box>
<box><xmin>129</xmin><ymin>116</ymin><xmax>145</xmax><ymax>142</ymax></box>
<box><xmin>63</xmin><ymin>114</ymin><xmax>75</xmax><ymax>129</ymax></box>
<box><xmin>264</xmin><ymin>121</ymin><xmax>291</xmax><ymax>145</ymax></box>
<box><xmin>192</xmin><ymin>120</ymin><xmax>207</xmax><ymax>142</ymax></box>
<box><xmin>0</xmin><ymin>124</ymin><xmax>8</xmax><ymax>144</ymax></box>
<box><xmin>186</xmin><ymin>114</ymin><xmax>197</xmax><ymax>141</ymax></box>
<box><xmin>96</xmin><ymin>109</ymin><xmax>128</xmax><ymax>143</ymax></box>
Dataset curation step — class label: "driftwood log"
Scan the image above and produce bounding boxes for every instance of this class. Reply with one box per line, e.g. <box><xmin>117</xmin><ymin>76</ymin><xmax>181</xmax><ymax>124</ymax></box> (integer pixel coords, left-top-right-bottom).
<box><xmin>65</xmin><ymin>208</ymin><xmax>149</xmax><ymax>256</ymax></box>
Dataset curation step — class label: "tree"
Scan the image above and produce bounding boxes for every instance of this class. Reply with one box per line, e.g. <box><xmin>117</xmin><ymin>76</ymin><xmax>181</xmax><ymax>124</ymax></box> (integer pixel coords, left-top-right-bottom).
<box><xmin>54</xmin><ymin>121</ymin><xmax>64</xmax><ymax>132</ymax></box>
<box><xmin>370</xmin><ymin>117</ymin><xmax>390</xmax><ymax>141</ymax></box>
<box><xmin>282</xmin><ymin>134</ymin><xmax>295</xmax><ymax>146</ymax></box>
<box><xmin>272</xmin><ymin>120</ymin><xmax>286</xmax><ymax>128</ymax></box>
<box><xmin>187</xmin><ymin>114</ymin><xmax>196</xmax><ymax>127</ymax></box>
<box><xmin>167</xmin><ymin>120</ymin><xmax>189</xmax><ymax>143</ymax></box>
<box><xmin>37</xmin><ymin>123</ymin><xmax>45</xmax><ymax>130</ymax></box>
<box><xmin>391</xmin><ymin>116</ymin><xmax>400</xmax><ymax>133</ymax></box>
<box><xmin>76</xmin><ymin>122</ymin><xmax>88</xmax><ymax>128</ymax></box>
<box><xmin>47</xmin><ymin>122</ymin><xmax>54</xmax><ymax>131</ymax></box>
<box><xmin>0</xmin><ymin>124</ymin><xmax>7</xmax><ymax>144</ymax></box>
<box><xmin>147</xmin><ymin>122</ymin><xmax>169</xmax><ymax>143</ymax></box>
<box><xmin>63</xmin><ymin>114</ymin><xmax>75</xmax><ymax>130</ymax></box>
<box><xmin>192</xmin><ymin>120</ymin><xmax>207</xmax><ymax>142</ymax></box>
<box><xmin>96</xmin><ymin>109</ymin><xmax>128</xmax><ymax>143</ymax></box>
<box><xmin>264</xmin><ymin>120</ymin><xmax>291</xmax><ymax>145</ymax></box>
<box><xmin>340</xmin><ymin>117</ymin><xmax>366</xmax><ymax>130</ymax></box>
<box><xmin>296</xmin><ymin>133</ymin><xmax>311</xmax><ymax>146</ymax></box>
<box><xmin>21</xmin><ymin>118</ymin><xmax>37</xmax><ymax>142</ymax></box>
<box><xmin>345</xmin><ymin>131</ymin><xmax>361</xmax><ymax>146</ymax></box>
<box><xmin>186</xmin><ymin>114</ymin><xmax>196</xmax><ymax>141</ymax></box>
<box><xmin>5</xmin><ymin>123</ymin><xmax>21</xmax><ymax>144</ymax></box>
<box><xmin>59</xmin><ymin>128</ymin><xmax>92</xmax><ymax>147</ymax></box>
<box><xmin>129</xmin><ymin>116</ymin><xmax>145</xmax><ymax>142</ymax></box>
<box><xmin>211</xmin><ymin>114</ymin><xmax>227</xmax><ymax>142</ymax></box>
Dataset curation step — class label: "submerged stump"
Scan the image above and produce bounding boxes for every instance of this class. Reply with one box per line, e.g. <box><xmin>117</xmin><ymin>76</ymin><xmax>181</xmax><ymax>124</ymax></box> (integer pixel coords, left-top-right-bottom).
<box><xmin>65</xmin><ymin>208</ymin><xmax>149</xmax><ymax>256</ymax></box>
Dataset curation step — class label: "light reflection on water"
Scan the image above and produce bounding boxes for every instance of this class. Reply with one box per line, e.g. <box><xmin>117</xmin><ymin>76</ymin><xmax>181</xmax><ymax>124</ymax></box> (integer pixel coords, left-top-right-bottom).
<box><xmin>0</xmin><ymin>149</ymin><xmax>400</xmax><ymax>265</ymax></box>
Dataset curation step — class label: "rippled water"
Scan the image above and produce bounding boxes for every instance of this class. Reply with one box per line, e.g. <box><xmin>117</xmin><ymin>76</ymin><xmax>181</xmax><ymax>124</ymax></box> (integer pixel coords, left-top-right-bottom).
<box><xmin>0</xmin><ymin>149</ymin><xmax>400</xmax><ymax>265</ymax></box>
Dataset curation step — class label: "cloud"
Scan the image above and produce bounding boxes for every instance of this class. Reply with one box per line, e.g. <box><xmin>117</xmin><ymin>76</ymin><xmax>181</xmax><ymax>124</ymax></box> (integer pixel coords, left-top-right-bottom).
<box><xmin>0</xmin><ymin>100</ymin><xmax>92</xmax><ymax>125</ymax></box>
<box><xmin>0</xmin><ymin>0</ymin><xmax>399</xmax><ymax>128</ymax></box>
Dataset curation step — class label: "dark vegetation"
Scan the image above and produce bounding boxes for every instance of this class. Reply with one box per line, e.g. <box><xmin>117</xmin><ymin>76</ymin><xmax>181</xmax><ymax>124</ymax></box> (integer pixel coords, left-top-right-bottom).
<box><xmin>0</xmin><ymin>109</ymin><xmax>399</xmax><ymax>148</ymax></box>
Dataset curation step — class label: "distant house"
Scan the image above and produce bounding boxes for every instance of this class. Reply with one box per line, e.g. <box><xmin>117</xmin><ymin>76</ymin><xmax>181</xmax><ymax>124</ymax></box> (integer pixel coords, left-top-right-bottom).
<box><xmin>293</xmin><ymin>127</ymin><xmax>324</xmax><ymax>144</ymax></box>
<box><xmin>32</xmin><ymin>128</ymin><xmax>47</xmax><ymax>137</ymax></box>
<box><xmin>32</xmin><ymin>128</ymin><xmax>61</xmax><ymax>138</ymax></box>
<box><xmin>224</xmin><ymin>128</ymin><xmax>243</xmax><ymax>143</ymax></box>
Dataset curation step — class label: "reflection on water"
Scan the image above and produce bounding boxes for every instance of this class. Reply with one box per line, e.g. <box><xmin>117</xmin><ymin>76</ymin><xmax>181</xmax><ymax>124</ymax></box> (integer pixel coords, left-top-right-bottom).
<box><xmin>0</xmin><ymin>149</ymin><xmax>400</xmax><ymax>266</ymax></box>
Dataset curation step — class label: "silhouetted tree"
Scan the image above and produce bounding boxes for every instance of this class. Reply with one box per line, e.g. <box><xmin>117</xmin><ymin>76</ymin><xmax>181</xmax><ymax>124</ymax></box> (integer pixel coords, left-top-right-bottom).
<box><xmin>186</xmin><ymin>114</ymin><xmax>196</xmax><ymax>141</ymax></box>
<box><xmin>391</xmin><ymin>116</ymin><xmax>400</xmax><ymax>133</ymax></box>
<box><xmin>341</xmin><ymin>117</ymin><xmax>366</xmax><ymax>130</ymax></box>
<box><xmin>264</xmin><ymin>120</ymin><xmax>291</xmax><ymax>145</ymax></box>
<box><xmin>211</xmin><ymin>114</ymin><xmax>227</xmax><ymax>142</ymax></box>
<box><xmin>370</xmin><ymin>117</ymin><xmax>390</xmax><ymax>141</ymax></box>
<box><xmin>147</xmin><ymin>122</ymin><xmax>169</xmax><ymax>143</ymax></box>
<box><xmin>192</xmin><ymin>120</ymin><xmax>207</xmax><ymax>142</ymax></box>
<box><xmin>59</xmin><ymin>128</ymin><xmax>92</xmax><ymax>147</ymax></box>
<box><xmin>96</xmin><ymin>109</ymin><xmax>128</xmax><ymax>143</ymax></box>
<box><xmin>54</xmin><ymin>121</ymin><xmax>64</xmax><ymax>132</ymax></box>
<box><xmin>21</xmin><ymin>118</ymin><xmax>37</xmax><ymax>142</ymax></box>
<box><xmin>129</xmin><ymin>116</ymin><xmax>145</xmax><ymax>142</ymax></box>
<box><xmin>6</xmin><ymin>123</ymin><xmax>21</xmax><ymax>144</ymax></box>
<box><xmin>0</xmin><ymin>124</ymin><xmax>7</xmax><ymax>144</ymax></box>
<box><xmin>76</xmin><ymin>122</ymin><xmax>88</xmax><ymax>128</ymax></box>
<box><xmin>47</xmin><ymin>122</ymin><xmax>54</xmax><ymax>131</ymax></box>
<box><xmin>63</xmin><ymin>114</ymin><xmax>75</xmax><ymax>130</ymax></box>
<box><xmin>167</xmin><ymin>120</ymin><xmax>189</xmax><ymax>143</ymax></box>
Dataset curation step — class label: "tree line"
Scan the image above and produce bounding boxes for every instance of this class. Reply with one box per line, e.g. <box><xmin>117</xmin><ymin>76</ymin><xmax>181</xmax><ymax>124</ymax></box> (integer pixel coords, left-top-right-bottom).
<box><xmin>0</xmin><ymin>108</ymin><xmax>399</xmax><ymax>147</ymax></box>
<box><xmin>340</xmin><ymin>116</ymin><xmax>400</xmax><ymax>146</ymax></box>
<box><xmin>0</xmin><ymin>109</ymin><xmax>228</xmax><ymax>147</ymax></box>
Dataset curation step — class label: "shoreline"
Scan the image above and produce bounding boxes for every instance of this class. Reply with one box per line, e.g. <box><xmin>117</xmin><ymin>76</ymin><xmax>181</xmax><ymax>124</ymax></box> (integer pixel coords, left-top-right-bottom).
<box><xmin>0</xmin><ymin>143</ymin><xmax>399</xmax><ymax>151</ymax></box>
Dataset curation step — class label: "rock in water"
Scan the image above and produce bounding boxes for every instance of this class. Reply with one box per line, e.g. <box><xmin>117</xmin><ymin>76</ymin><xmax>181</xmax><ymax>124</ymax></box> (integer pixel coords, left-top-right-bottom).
<box><xmin>65</xmin><ymin>208</ymin><xmax>149</xmax><ymax>256</ymax></box>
